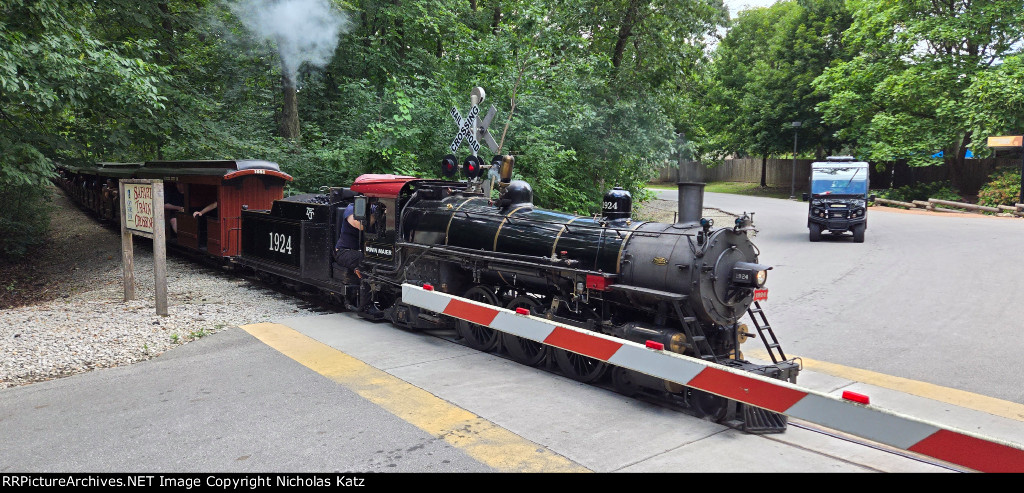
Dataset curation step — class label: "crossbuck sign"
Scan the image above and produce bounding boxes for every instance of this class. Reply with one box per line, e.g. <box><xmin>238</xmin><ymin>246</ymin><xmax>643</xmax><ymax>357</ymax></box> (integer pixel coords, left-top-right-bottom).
<box><xmin>449</xmin><ymin>105</ymin><xmax>482</xmax><ymax>154</ymax></box>
<box><xmin>449</xmin><ymin>87</ymin><xmax>500</xmax><ymax>157</ymax></box>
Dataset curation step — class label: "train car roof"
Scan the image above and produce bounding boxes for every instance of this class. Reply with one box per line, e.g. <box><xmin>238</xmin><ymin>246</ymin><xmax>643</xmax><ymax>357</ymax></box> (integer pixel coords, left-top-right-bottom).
<box><xmin>350</xmin><ymin>174</ymin><xmax>419</xmax><ymax>198</ymax></box>
<box><xmin>69</xmin><ymin>159</ymin><xmax>293</xmax><ymax>182</ymax></box>
<box><xmin>95</xmin><ymin>162</ymin><xmax>144</xmax><ymax>178</ymax></box>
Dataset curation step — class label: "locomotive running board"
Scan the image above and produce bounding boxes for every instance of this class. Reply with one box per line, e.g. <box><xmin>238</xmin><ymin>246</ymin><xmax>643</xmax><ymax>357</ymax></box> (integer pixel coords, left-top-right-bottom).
<box><xmin>401</xmin><ymin>283</ymin><xmax>1024</xmax><ymax>472</ymax></box>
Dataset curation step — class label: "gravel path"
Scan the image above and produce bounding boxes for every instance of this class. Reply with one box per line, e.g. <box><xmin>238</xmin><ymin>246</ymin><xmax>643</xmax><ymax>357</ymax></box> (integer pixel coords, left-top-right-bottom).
<box><xmin>0</xmin><ymin>187</ymin><xmax>320</xmax><ymax>389</ymax></box>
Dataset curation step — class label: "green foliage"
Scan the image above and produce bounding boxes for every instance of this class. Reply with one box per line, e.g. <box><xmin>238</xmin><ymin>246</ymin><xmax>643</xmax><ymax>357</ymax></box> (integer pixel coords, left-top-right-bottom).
<box><xmin>977</xmin><ymin>168</ymin><xmax>1022</xmax><ymax>208</ymax></box>
<box><xmin>10</xmin><ymin>0</ymin><xmax>1023</xmax><ymax>245</ymax></box>
<box><xmin>813</xmin><ymin>0</ymin><xmax>1024</xmax><ymax>181</ymax></box>
<box><xmin>964</xmin><ymin>54</ymin><xmax>1024</xmax><ymax>153</ymax></box>
<box><xmin>0</xmin><ymin>183</ymin><xmax>52</xmax><ymax>261</ymax></box>
<box><xmin>0</xmin><ymin>0</ymin><xmax>169</xmax><ymax>259</ymax></box>
<box><xmin>877</xmin><ymin>181</ymin><xmax>960</xmax><ymax>203</ymax></box>
<box><xmin>701</xmin><ymin>0</ymin><xmax>854</xmax><ymax>161</ymax></box>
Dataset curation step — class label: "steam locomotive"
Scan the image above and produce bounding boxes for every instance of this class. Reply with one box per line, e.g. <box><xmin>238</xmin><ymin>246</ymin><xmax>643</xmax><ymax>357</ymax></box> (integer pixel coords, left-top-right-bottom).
<box><xmin>54</xmin><ymin>149</ymin><xmax>799</xmax><ymax>433</ymax></box>
<box><xmin>234</xmin><ymin>155</ymin><xmax>800</xmax><ymax>432</ymax></box>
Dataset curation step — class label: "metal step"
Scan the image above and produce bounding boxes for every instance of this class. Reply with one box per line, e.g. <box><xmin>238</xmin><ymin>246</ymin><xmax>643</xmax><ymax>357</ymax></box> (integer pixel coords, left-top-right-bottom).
<box><xmin>742</xmin><ymin>405</ymin><xmax>788</xmax><ymax>434</ymax></box>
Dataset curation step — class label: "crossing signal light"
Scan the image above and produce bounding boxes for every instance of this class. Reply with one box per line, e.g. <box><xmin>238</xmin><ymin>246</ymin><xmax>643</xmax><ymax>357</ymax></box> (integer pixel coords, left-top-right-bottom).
<box><xmin>441</xmin><ymin>154</ymin><xmax>458</xmax><ymax>178</ymax></box>
<box><xmin>463</xmin><ymin>155</ymin><xmax>484</xmax><ymax>179</ymax></box>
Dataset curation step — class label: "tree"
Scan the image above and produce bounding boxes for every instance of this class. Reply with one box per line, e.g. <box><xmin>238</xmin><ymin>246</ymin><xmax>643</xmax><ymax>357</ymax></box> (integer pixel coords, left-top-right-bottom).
<box><xmin>0</xmin><ymin>0</ymin><xmax>169</xmax><ymax>259</ymax></box>
<box><xmin>813</xmin><ymin>0</ymin><xmax>1024</xmax><ymax>192</ymax></box>
<box><xmin>701</xmin><ymin>0</ymin><xmax>853</xmax><ymax>182</ymax></box>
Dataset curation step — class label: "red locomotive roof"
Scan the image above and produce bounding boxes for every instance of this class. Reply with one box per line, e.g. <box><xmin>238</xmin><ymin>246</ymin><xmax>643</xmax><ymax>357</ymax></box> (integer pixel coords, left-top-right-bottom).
<box><xmin>350</xmin><ymin>174</ymin><xmax>418</xmax><ymax>198</ymax></box>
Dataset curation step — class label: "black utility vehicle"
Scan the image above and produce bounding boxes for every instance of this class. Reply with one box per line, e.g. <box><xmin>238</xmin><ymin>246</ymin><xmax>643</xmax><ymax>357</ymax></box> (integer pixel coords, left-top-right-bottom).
<box><xmin>801</xmin><ymin>156</ymin><xmax>873</xmax><ymax>243</ymax></box>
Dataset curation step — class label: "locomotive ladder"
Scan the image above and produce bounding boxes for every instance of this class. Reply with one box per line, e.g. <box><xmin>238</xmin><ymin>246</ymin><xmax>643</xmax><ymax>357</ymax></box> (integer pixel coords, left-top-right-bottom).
<box><xmin>746</xmin><ymin>301</ymin><xmax>786</xmax><ymax>364</ymax></box>
<box><xmin>670</xmin><ymin>300</ymin><xmax>718</xmax><ymax>363</ymax></box>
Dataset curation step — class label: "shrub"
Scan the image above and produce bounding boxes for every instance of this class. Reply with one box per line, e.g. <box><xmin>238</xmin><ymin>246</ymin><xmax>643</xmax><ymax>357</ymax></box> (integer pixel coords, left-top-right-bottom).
<box><xmin>877</xmin><ymin>181</ymin><xmax>961</xmax><ymax>203</ymax></box>
<box><xmin>977</xmin><ymin>167</ymin><xmax>1021</xmax><ymax>207</ymax></box>
<box><xmin>0</xmin><ymin>184</ymin><xmax>53</xmax><ymax>261</ymax></box>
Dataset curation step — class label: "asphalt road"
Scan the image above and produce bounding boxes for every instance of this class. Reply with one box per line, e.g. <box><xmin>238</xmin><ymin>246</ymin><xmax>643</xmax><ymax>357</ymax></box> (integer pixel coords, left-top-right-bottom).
<box><xmin>652</xmin><ymin>189</ymin><xmax>1024</xmax><ymax>404</ymax></box>
<box><xmin>0</xmin><ymin>315</ymin><xmax>966</xmax><ymax>474</ymax></box>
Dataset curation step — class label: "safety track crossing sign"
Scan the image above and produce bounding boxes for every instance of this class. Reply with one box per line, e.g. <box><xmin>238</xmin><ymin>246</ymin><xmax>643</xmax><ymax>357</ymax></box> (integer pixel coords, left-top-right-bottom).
<box><xmin>401</xmin><ymin>283</ymin><xmax>1024</xmax><ymax>473</ymax></box>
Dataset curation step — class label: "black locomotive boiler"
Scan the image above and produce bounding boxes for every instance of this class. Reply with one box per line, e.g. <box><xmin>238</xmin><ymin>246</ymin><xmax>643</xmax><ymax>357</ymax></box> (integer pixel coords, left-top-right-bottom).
<box><xmin>234</xmin><ymin>157</ymin><xmax>800</xmax><ymax>431</ymax></box>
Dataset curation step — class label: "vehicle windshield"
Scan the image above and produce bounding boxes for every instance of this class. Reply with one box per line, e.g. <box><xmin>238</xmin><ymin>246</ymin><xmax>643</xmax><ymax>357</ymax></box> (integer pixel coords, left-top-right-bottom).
<box><xmin>810</xmin><ymin>167</ymin><xmax>868</xmax><ymax>196</ymax></box>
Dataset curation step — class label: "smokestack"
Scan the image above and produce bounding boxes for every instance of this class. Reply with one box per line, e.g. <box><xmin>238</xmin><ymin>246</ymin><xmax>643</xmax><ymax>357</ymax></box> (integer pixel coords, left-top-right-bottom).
<box><xmin>676</xmin><ymin>181</ymin><xmax>705</xmax><ymax>226</ymax></box>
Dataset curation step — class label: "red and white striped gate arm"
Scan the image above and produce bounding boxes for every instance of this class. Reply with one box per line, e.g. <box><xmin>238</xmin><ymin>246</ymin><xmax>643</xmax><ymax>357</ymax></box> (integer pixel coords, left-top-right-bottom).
<box><xmin>401</xmin><ymin>283</ymin><xmax>1024</xmax><ymax>473</ymax></box>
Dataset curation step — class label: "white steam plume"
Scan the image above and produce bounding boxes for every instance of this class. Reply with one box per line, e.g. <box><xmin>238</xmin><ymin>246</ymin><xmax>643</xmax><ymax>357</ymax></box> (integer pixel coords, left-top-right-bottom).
<box><xmin>231</xmin><ymin>0</ymin><xmax>350</xmax><ymax>87</ymax></box>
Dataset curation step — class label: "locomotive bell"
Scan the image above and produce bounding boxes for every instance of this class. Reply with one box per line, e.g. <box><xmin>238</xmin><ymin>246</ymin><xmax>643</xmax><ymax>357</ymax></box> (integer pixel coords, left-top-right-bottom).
<box><xmin>602</xmin><ymin>187</ymin><xmax>632</xmax><ymax>220</ymax></box>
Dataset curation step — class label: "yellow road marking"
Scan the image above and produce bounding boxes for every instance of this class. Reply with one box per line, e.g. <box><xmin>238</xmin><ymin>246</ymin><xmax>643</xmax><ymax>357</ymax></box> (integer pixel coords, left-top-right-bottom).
<box><xmin>747</xmin><ymin>349</ymin><xmax>1024</xmax><ymax>421</ymax></box>
<box><xmin>241</xmin><ymin>322</ymin><xmax>589</xmax><ymax>472</ymax></box>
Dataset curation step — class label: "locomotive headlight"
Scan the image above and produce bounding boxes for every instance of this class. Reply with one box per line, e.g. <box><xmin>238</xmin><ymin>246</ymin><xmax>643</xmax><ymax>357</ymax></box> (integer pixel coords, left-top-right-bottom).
<box><xmin>731</xmin><ymin>262</ymin><xmax>772</xmax><ymax>288</ymax></box>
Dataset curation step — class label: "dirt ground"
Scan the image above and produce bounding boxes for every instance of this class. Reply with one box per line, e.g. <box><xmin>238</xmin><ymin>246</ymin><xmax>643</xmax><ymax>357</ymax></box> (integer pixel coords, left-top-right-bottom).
<box><xmin>0</xmin><ymin>186</ymin><xmax>124</xmax><ymax>309</ymax></box>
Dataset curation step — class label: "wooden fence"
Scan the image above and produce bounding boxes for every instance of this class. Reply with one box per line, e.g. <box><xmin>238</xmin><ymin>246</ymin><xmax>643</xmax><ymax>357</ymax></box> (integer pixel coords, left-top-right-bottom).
<box><xmin>660</xmin><ymin>159</ymin><xmax>814</xmax><ymax>191</ymax></box>
<box><xmin>657</xmin><ymin>157</ymin><xmax>1020</xmax><ymax>196</ymax></box>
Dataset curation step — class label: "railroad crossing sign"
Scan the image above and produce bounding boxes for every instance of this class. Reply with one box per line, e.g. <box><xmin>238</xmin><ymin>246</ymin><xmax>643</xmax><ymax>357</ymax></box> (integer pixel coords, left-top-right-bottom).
<box><xmin>449</xmin><ymin>104</ymin><xmax>482</xmax><ymax>154</ymax></box>
<box><xmin>449</xmin><ymin>87</ymin><xmax>500</xmax><ymax>156</ymax></box>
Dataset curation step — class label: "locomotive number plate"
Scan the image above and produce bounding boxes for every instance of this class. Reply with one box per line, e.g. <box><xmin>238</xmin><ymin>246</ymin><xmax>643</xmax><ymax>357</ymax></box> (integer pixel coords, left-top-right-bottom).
<box><xmin>753</xmin><ymin>289</ymin><xmax>768</xmax><ymax>302</ymax></box>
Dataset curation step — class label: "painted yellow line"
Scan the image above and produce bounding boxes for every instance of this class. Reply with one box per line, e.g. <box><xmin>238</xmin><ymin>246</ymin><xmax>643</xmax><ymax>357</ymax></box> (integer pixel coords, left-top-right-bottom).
<box><xmin>747</xmin><ymin>349</ymin><xmax>1024</xmax><ymax>422</ymax></box>
<box><xmin>241</xmin><ymin>322</ymin><xmax>589</xmax><ymax>472</ymax></box>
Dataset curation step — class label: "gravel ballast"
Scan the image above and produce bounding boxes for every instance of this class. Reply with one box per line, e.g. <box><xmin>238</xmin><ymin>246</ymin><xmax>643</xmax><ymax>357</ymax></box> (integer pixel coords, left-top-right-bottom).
<box><xmin>0</xmin><ymin>187</ymin><xmax>319</xmax><ymax>389</ymax></box>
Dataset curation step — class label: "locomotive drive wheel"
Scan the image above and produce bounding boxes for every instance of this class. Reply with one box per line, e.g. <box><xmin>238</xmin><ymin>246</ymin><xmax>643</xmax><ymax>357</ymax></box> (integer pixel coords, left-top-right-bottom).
<box><xmin>454</xmin><ymin>285</ymin><xmax>501</xmax><ymax>352</ymax></box>
<box><xmin>809</xmin><ymin>223</ymin><xmax>822</xmax><ymax>242</ymax></box>
<box><xmin>553</xmin><ymin>348</ymin><xmax>608</xmax><ymax>383</ymax></box>
<box><xmin>688</xmin><ymin>388</ymin><xmax>729</xmax><ymax>422</ymax></box>
<box><xmin>500</xmin><ymin>296</ymin><xmax>549</xmax><ymax>367</ymax></box>
<box><xmin>610</xmin><ymin>366</ymin><xmax>640</xmax><ymax>397</ymax></box>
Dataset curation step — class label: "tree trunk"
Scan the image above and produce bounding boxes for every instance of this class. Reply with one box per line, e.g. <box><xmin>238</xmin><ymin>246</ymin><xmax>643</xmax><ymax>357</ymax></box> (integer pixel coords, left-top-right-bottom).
<box><xmin>612</xmin><ymin>0</ymin><xmax>647</xmax><ymax>69</ymax></box>
<box><xmin>491</xmin><ymin>3</ymin><xmax>502</xmax><ymax>34</ymax></box>
<box><xmin>760</xmin><ymin>156</ymin><xmax>767</xmax><ymax>187</ymax></box>
<box><xmin>279</xmin><ymin>73</ymin><xmax>300</xmax><ymax>141</ymax></box>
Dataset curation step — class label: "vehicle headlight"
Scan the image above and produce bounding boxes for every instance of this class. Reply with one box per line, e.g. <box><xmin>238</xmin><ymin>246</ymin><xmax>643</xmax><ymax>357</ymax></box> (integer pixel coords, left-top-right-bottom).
<box><xmin>731</xmin><ymin>262</ymin><xmax>772</xmax><ymax>288</ymax></box>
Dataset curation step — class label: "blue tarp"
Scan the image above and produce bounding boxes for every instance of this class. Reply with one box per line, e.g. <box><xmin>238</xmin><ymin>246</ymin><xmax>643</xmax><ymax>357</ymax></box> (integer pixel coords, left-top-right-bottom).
<box><xmin>931</xmin><ymin>150</ymin><xmax>974</xmax><ymax>158</ymax></box>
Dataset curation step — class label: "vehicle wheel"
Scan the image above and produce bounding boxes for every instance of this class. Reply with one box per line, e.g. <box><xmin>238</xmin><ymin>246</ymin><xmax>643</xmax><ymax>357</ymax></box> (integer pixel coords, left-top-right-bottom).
<box><xmin>852</xmin><ymin>224</ymin><xmax>865</xmax><ymax>243</ymax></box>
<box><xmin>809</xmin><ymin>223</ymin><xmax>822</xmax><ymax>242</ymax></box>
<box><xmin>689</xmin><ymin>388</ymin><xmax>729</xmax><ymax>422</ymax></box>
<box><xmin>501</xmin><ymin>296</ymin><xmax>549</xmax><ymax>366</ymax></box>
<box><xmin>454</xmin><ymin>285</ymin><xmax>501</xmax><ymax>352</ymax></box>
<box><xmin>611</xmin><ymin>366</ymin><xmax>641</xmax><ymax>397</ymax></box>
<box><xmin>553</xmin><ymin>348</ymin><xmax>608</xmax><ymax>383</ymax></box>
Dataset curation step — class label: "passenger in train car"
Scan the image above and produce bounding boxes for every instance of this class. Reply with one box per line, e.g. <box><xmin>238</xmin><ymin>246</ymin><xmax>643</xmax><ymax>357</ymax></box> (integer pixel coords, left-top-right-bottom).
<box><xmin>333</xmin><ymin>202</ymin><xmax>367</xmax><ymax>279</ymax></box>
<box><xmin>193</xmin><ymin>201</ymin><xmax>218</xmax><ymax>219</ymax></box>
<box><xmin>164</xmin><ymin>182</ymin><xmax>185</xmax><ymax>235</ymax></box>
<box><xmin>101</xmin><ymin>179</ymin><xmax>117</xmax><ymax>200</ymax></box>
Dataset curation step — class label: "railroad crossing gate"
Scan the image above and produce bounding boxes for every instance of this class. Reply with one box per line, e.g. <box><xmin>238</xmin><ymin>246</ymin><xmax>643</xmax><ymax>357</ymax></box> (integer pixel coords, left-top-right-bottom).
<box><xmin>401</xmin><ymin>283</ymin><xmax>1024</xmax><ymax>473</ymax></box>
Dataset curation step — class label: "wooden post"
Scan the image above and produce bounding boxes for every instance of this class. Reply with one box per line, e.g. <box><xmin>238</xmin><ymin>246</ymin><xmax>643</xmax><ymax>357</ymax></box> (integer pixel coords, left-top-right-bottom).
<box><xmin>119</xmin><ymin>180</ymin><xmax>135</xmax><ymax>301</ymax></box>
<box><xmin>927</xmin><ymin>198</ymin><xmax>1001</xmax><ymax>213</ymax></box>
<box><xmin>119</xmin><ymin>179</ymin><xmax>169</xmax><ymax>315</ymax></box>
<box><xmin>153</xmin><ymin>181</ymin><xmax>167</xmax><ymax>316</ymax></box>
<box><xmin>874</xmin><ymin>197</ymin><xmax>915</xmax><ymax>208</ymax></box>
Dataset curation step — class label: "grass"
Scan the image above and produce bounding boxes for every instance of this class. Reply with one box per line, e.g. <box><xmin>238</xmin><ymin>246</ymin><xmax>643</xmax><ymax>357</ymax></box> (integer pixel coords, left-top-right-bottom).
<box><xmin>648</xmin><ymin>181</ymin><xmax>793</xmax><ymax>200</ymax></box>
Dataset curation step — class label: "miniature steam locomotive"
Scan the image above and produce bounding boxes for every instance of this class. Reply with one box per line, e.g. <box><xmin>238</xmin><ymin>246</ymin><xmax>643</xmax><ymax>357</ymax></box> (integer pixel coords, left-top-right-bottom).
<box><xmin>234</xmin><ymin>156</ymin><xmax>800</xmax><ymax>431</ymax></box>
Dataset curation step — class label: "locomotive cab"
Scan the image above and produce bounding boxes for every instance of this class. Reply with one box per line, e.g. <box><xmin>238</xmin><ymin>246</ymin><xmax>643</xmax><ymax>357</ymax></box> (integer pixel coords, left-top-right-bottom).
<box><xmin>802</xmin><ymin>157</ymin><xmax>873</xmax><ymax>243</ymax></box>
